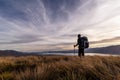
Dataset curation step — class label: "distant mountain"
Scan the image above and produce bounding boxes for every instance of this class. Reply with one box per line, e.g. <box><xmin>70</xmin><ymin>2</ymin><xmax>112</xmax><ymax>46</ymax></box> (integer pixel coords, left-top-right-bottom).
<box><xmin>0</xmin><ymin>50</ymin><xmax>26</xmax><ymax>56</ymax></box>
<box><xmin>85</xmin><ymin>45</ymin><xmax>120</xmax><ymax>55</ymax></box>
<box><xmin>38</xmin><ymin>45</ymin><xmax>120</xmax><ymax>55</ymax></box>
<box><xmin>0</xmin><ymin>50</ymin><xmax>39</xmax><ymax>56</ymax></box>
<box><xmin>0</xmin><ymin>45</ymin><xmax>119</xmax><ymax>56</ymax></box>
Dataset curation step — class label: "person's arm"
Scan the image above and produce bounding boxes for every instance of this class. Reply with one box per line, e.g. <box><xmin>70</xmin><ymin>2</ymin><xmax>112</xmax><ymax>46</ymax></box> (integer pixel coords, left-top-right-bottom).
<box><xmin>74</xmin><ymin>39</ymin><xmax>78</xmax><ymax>47</ymax></box>
<box><xmin>74</xmin><ymin>44</ymin><xmax>78</xmax><ymax>47</ymax></box>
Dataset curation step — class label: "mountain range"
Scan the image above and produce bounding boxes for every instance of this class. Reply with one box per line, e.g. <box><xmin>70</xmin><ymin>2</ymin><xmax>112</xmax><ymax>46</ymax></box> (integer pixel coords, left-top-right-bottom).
<box><xmin>85</xmin><ymin>45</ymin><xmax>120</xmax><ymax>54</ymax></box>
<box><xmin>0</xmin><ymin>45</ymin><xmax>119</xmax><ymax>56</ymax></box>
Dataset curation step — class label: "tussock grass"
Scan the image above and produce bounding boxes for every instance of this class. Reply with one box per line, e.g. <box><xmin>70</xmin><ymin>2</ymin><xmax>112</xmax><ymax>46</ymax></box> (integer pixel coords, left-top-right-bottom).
<box><xmin>0</xmin><ymin>56</ymin><xmax>120</xmax><ymax>80</ymax></box>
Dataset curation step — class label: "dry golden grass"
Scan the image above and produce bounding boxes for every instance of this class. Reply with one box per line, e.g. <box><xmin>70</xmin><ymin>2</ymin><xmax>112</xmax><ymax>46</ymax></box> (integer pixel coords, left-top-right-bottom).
<box><xmin>0</xmin><ymin>55</ymin><xmax>120</xmax><ymax>80</ymax></box>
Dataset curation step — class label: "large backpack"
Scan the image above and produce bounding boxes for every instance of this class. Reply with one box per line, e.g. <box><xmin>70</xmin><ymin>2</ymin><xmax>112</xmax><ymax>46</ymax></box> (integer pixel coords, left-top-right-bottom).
<box><xmin>81</xmin><ymin>36</ymin><xmax>89</xmax><ymax>48</ymax></box>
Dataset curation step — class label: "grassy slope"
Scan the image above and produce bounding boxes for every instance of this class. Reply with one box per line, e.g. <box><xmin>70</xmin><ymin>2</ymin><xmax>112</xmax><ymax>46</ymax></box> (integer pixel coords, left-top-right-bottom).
<box><xmin>0</xmin><ymin>56</ymin><xmax>120</xmax><ymax>80</ymax></box>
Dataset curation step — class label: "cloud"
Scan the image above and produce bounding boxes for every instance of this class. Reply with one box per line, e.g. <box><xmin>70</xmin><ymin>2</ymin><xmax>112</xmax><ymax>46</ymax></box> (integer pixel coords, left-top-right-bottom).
<box><xmin>90</xmin><ymin>37</ymin><xmax>120</xmax><ymax>44</ymax></box>
<box><xmin>0</xmin><ymin>34</ymin><xmax>43</xmax><ymax>44</ymax></box>
<box><xmin>0</xmin><ymin>0</ymin><xmax>28</xmax><ymax>21</ymax></box>
<box><xmin>0</xmin><ymin>0</ymin><xmax>120</xmax><ymax>51</ymax></box>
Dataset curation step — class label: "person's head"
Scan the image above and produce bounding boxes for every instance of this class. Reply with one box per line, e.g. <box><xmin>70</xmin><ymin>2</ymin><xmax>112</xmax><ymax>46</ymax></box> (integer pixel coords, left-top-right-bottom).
<box><xmin>78</xmin><ymin>34</ymin><xmax>81</xmax><ymax>38</ymax></box>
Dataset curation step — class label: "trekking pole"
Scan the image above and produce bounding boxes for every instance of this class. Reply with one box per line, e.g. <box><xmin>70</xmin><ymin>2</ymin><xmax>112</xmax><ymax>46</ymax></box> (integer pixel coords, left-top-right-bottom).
<box><xmin>74</xmin><ymin>46</ymin><xmax>75</xmax><ymax>56</ymax></box>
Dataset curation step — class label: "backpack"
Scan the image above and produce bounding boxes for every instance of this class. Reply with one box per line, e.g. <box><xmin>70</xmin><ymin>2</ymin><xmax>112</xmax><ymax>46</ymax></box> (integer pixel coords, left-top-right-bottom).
<box><xmin>81</xmin><ymin>36</ymin><xmax>89</xmax><ymax>48</ymax></box>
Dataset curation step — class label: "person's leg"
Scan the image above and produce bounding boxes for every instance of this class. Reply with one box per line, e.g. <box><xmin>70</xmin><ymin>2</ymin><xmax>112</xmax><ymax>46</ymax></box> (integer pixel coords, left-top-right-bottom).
<box><xmin>81</xmin><ymin>48</ymin><xmax>84</xmax><ymax>56</ymax></box>
<box><xmin>79</xmin><ymin>47</ymin><xmax>82</xmax><ymax>57</ymax></box>
<box><xmin>78</xmin><ymin>48</ymin><xmax>80</xmax><ymax>57</ymax></box>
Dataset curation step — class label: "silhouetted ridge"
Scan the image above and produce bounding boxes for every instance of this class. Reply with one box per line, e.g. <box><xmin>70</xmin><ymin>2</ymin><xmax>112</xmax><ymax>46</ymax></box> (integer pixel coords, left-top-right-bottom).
<box><xmin>85</xmin><ymin>45</ymin><xmax>120</xmax><ymax>54</ymax></box>
<box><xmin>0</xmin><ymin>50</ymin><xmax>25</xmax><ymax>56</ymax></box>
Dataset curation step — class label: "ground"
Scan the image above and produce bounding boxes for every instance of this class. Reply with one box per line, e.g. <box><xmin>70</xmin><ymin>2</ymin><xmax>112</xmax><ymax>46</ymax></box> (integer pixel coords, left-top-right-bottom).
<box><xmin>0</xmin><ymin>55</ymin><xmax>120</xmax><ymax>80</ymax></box>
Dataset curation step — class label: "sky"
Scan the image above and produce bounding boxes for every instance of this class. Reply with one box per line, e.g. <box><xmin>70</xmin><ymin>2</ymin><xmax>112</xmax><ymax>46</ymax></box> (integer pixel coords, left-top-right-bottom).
<box><xmin>0</xmin><ymin>0</ymin><xmax>120</xmax><ymax>52</ymax></box>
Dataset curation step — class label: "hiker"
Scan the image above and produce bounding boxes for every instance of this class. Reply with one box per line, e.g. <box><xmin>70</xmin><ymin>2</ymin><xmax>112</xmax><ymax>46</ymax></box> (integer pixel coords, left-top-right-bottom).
<box><xmin>74</xmin><ymin>34</ymin><xmax>89</xmax><ymax>57</ymax></box>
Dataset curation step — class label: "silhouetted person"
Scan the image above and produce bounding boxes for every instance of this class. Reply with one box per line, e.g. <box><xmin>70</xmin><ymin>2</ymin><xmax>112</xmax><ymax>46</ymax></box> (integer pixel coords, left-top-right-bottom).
<box><xmin>74</xmin><ymin>34</ymin><xmax>84</xmax><ymax>57</ymax></box>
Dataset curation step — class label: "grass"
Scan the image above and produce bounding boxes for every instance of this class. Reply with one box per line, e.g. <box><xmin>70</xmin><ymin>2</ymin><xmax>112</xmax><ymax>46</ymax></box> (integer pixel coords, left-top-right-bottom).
<box><xmin>0</xmin><ymin>55</ymin><xmax>119</xmax><ymax>80</ymax></box>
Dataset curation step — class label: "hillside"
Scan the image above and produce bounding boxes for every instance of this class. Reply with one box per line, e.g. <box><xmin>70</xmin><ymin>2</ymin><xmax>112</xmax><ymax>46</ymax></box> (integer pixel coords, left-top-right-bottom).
<box><xmin>0</xmin><ymin>56</ymin><xmax>120</xmax><ymax>80</ymax></box>
<box><xmin>0</xmin><ymin>50</ymin><xmax>25</xmax><ymax>56</ymax></box>
<box><xmin>85</xmin><ymin>45</ymin><xmax>120</xmax><ymax>54</ymax></box>
<box><xmin>40</xmin><ymin>45</ymin><xmax>120</xmax><ymax>55</ymax></box>
<box><xmin>0</xmin><ymin>45</ymin><xmax>119</xmax><ymax>56</ymax></box>
<box><xmin>0</xmin><ymin>50</ymin><xmax>38</xmax><ymax>56</ymax></box>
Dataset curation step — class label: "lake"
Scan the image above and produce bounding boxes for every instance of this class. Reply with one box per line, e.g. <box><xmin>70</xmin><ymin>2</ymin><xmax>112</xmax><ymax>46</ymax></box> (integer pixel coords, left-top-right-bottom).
<box><xmin>39</xmin><ymin>53</ymin><xmax>119</xmax><ymax>56</ymax></box>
